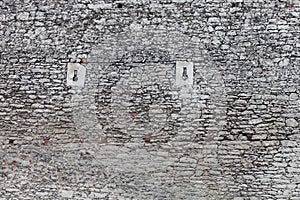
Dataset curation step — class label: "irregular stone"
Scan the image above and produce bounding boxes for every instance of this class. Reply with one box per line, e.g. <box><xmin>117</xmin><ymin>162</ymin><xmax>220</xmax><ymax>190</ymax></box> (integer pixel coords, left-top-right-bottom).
<box><xmin>249</xmin><ymin>118</ymin><xmax>263</xmax><ymax>125</ymax></box>
<box><xmin>286</xmin><ymin>118</ymin><xmax>298</xmax><ymax>127</ymax></box>
<box><xmin>289</xmin><ymin>93</ymin><xmax>298</xmax><ymax>101</ymax></box>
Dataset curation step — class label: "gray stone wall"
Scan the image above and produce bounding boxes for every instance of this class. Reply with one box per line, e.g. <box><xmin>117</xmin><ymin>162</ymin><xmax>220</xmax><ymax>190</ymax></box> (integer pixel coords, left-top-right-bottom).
<box><xmin>0</xmin><ymin>0</ymin><xmax>300</xmax><ymax>199</ymax></box>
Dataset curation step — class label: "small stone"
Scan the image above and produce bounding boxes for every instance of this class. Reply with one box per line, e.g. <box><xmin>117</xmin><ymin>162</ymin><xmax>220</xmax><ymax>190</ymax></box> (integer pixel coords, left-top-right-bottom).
<box><xmin>81</xmin><ymin>58</ymin><xmax>87</xmax><ymax>63</ymax></box>
<box><xmin>290</xmin><ymin>93</ymin><xmax>298</xmax><ymax>101</ymax></box>
<box><xmin>144</xmin><ymin>135</ymin><xmax>151</xmax><ymax>143</ymax></box>
<box><xmin>157</xmin><ymin>151</ymin><xmax>168</xmax><ymax>157</ymax></box>
<box><xmin>130</xmin><ymin>22</ymin><xmax>142</xmax><ymax>31</ymax></box>
<box><xmin>130</xmin><ymin>112</ymin><xmax>137</xmax><ymax>117</ymax></box>
<box><xmin>286</xmin><ymin>118</ymin><xmax>298</xmax><ymax>127</ymax></box>
<box><xmin>61</xmin><ymin>190</ymin><xmax>73</xmax><ymax>198</ymax></box>
<box><xmin>252</xmin><ymin>134</ymin><xmax>267</xmax><ymax>140</ymax></box>
<box><xmin>89</xmin><ymin>192</ymin><xmax>107</xmax><ymax>198</ymax></box>
<box><xmin>28</xmin><ymin>95</ymin><xmax>36</xmax><ymax>99</ymax></box>
<box><xmin>221</xmin><ymin>44</ymin><xmax>230</xmax><ymax>50</ymax></box>
<box><xmin>233</xmin><ymin>198</ymin><xmax>244</xmax><ymax>200</ymax></box>
<box><xmin>17</xmin><ymin>12</ymin><xmax>29</xmax><ymax>21</ymax></box>
<box><xmin>36</xmin><ymin>192</ymin><xmax>48</xmax><ymax>196</ymax></box>
<box><xmin>234</xmin><ymin>99</ymin><xmax>247</xmax><ymax>105</ymax></box>
<box><xmin>99</xmin><ymin>136</ymin><xmax>107</xmax><ymax>143</ymax></box>
<box><xmin>87</xmin><ymin>3</ymin><xmax>112</xmax><ymax>10</ymax></box>
<box><xmin>208</xmin><ymin>17</ymin><xmax>219</xmax><ymax>23</ymax></box>
<box><xmin>279</xmin><ymin>58</ymin><xmax>289</xmax><ymax>67</ymax></box>
<box><xmin>249</xmin><ymin>118</ymin><xmax>263</xmax><ymax>125</ymax></box>
<box><xmin>243</xmin><ymin>175</ymin><xmax>255</xmax><ymax>180</ymax></box>
<box><xmin>6</xmin><ymin>188</ymin><xmax>19</xmax><ymax>192</ymax></box>
<box><xmin>42</xmin><ymin>137</ymin><xmax>50</xmax><ymax>145</ymax></box>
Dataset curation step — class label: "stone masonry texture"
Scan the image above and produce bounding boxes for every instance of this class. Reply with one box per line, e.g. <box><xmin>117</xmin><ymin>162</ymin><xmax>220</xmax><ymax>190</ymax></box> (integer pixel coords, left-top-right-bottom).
<box><xmin>0</xmin><ymin>0</ymin><xmax>300</xmax><ymax>199</ymax></box>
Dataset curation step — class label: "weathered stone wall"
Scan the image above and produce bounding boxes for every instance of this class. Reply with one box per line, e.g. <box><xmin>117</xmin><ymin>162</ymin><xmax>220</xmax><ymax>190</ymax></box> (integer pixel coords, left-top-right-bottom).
<box><xmin>0</xmin><ymin>0</ymin><xmax>299</xmax><ymax>199</ymax></box>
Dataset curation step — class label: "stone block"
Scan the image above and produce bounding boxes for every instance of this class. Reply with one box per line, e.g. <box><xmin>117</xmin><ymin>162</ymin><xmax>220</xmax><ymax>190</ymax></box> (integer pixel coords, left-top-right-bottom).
<box><xmin>61</xmin><ymin>190</ymin><xmax>74</xmax><ymax>198</ymax></box>
<box><xmin>67</xmin><ymin>63</ymin><xmax>86</xmax><ymax>87</ymax></box>
<box><xmin>175</xmin><ymin>61</ymin><xmax>193</xmax><ymax>86</ymax></box>
<box><xmin>286</xmin><ymin>118</ymin><xmax>298</xmax><ymax>127</ymax></box>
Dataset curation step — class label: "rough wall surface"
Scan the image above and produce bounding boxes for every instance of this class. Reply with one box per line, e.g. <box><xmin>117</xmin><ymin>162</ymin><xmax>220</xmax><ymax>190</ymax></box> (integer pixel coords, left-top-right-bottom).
<box><xmin>0</xmin><ymin>0</ymin><xmax>300</xmax><ymax>199</ymax></box>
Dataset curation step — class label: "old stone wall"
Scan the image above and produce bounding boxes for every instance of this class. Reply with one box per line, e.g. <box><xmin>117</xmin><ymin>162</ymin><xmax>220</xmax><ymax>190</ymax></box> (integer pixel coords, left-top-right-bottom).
<box><xmin>0</xmin><ymin>0</ymin><xmax>300</xmax><ymax>199</ymax></box>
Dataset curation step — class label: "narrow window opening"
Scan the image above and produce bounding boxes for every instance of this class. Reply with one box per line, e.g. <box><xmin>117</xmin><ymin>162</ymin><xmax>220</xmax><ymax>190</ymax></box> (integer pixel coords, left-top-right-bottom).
<box><xmin>182</xmin><ymin>66</ymin><xmax>188</xmax><ymax>80</ymax></box>
<box><xmin>73</xmin><ymin>70</ymin><xmax>78</xmax><ymax>81</ymax></box>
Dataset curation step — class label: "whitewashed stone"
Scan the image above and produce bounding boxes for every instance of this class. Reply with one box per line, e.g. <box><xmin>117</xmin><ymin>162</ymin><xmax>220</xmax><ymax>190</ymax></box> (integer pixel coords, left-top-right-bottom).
<box><xmin>67</xmin><ymin>63</ymin><xmax>86</xmax><ymax>87</ymax></box>
<box><xmin>61</xmin><ymin>190</ymin><xmax>74</xmax><ymax>198</ymax></box>
<box><xmin>175</xmin><ymin>61</ymin><xmax>193</xmax><ymax>86</ymax></box>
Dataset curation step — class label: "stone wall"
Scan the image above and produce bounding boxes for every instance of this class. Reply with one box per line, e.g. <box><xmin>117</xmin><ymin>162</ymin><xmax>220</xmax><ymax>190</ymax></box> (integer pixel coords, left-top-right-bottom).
<box><xmin>0</xmin><ymin>0</ymin><xmax>299</xmax><ymax>199</ymax></box>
